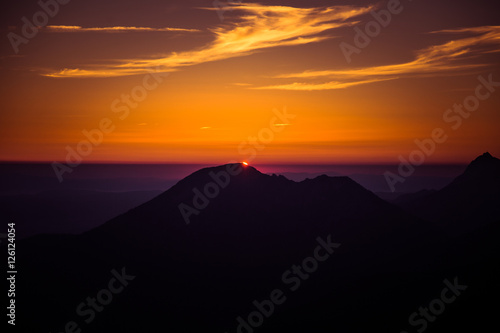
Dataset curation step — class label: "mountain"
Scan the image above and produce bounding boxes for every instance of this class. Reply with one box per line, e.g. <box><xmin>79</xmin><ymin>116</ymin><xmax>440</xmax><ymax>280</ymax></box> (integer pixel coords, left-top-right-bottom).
<box><xmin>396</xmin><ymin>152</ymin><xmax>500</xmax><ymax>234</ymax></box>
<box><xmin>10</xmin><ymin>157</ymin><xmax>500</xmax><ymax>333</ymax></box>
<box><xmin>89</xmin><ymin>164</ymin><xmax>431</xmax><ymax>256</ymax></box>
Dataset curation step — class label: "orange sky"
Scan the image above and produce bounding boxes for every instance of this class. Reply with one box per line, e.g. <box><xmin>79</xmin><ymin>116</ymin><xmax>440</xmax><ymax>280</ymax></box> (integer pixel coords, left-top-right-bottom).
<box><xmin>1</xmin><ymin>0</ymin><xmax>499</xmax><ymax>164</ymax></box>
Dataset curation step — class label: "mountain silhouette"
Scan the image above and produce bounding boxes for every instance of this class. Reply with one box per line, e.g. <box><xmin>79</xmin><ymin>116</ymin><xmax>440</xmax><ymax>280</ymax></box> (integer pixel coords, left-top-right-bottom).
<box><xmin>11</xmin><ymin>155</ymin><xmax>500</xmax><ymax>332</ymax></box>
<box><xmin>396</xmin><ymin>152</ymin><xmax>500</xmax><ymax>234</ymax></box>
<box><xmin>90</xmin><ymin>164</ymin><xmax>430</xmax><ymax>257</ymax></box>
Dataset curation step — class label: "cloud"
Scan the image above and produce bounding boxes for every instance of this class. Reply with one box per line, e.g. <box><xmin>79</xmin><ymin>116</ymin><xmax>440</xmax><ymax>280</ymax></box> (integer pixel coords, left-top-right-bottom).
<box><xmin>252</xmin><ymin>78</ymin><xmax>396</xmax><ymax>91</ymax></box>
<box><xmin>430</xmin><ymin>25</ymin><xmax>500</xmax><ymax>34</ymax></box>
<box><xmin>43</xmin><ymin>3</ymin><xmax>373</xmax><ymax>78</ymax></box>
<box><xmin>45</xmin><ymin>25</ymin><xmax>201</xmax><ymax>33</ymax></box>
<box><xmin>258</xmin><ymin>25</ymin><xmax>500</xmax><ymax>90</ymax></box>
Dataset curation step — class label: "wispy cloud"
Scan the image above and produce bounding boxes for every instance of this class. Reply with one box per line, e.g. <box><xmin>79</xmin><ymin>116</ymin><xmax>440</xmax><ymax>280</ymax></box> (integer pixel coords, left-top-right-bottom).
<box><xmin>252</xmin><ymin>78</ymin><xmax>396</xmax><ymax>91</ymax></box>
<box><xmin>43</xmin><ymin>3</ymin><xmax>373</xmax><ymax>78</ymax></box>
<box><xmin>45</xmin><ymin>25</ymin><xmax>201</xmax><ymax>33</ymax></box>
<box><xmin>258</xmin><ymin>26</ymin><xmax>500</xmax><ymax>90</ymax></box>
<box><xmin>431</xmin><ymin>25</ymin><xmax>500</xmax><ymax>34</ymax></box>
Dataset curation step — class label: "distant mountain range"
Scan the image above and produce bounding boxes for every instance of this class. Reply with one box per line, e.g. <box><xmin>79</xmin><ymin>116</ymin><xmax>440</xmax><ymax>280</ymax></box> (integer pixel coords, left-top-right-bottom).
<box><xmin>10</xmin><ymin>153</ymin><xmax>500</xmax><ymax>332</ymax></box>
<box><xmin>0</xmin><ymin>189</ymin><xmax>162</xmax><ymax>238</ymax></box>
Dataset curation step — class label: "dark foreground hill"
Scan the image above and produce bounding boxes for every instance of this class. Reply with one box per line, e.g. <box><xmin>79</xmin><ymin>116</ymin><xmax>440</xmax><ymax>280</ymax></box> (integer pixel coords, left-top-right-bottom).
<box><xmin>9</xmin><ymin>154</ymin><xmax>500</xmax><ymax>332</ymax></box>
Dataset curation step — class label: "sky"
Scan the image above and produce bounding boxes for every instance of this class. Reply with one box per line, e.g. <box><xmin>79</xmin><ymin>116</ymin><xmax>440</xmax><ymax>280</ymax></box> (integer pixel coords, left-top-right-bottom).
<box><xmin>1</xmin><ymin>0</ymin><xmax>499</xmax><ymax>165</ymax></box>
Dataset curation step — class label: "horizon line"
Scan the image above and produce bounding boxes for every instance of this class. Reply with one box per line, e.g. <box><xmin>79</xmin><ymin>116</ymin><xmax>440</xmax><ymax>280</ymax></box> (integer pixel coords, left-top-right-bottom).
<box><xmin>0</xmin><ymin>160</ymin><xmax>471</xmax><ymax>166</ymax></box>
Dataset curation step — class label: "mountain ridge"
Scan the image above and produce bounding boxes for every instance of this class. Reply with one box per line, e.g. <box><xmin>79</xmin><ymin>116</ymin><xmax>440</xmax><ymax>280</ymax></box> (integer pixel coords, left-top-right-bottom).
<box><xmin>396</xmin><ymin>152</ymin><xmax>500</xmax><ymax>231</ymax></box>
<box><xmin>12</xmin><ymin>153</ymin><xmax>500</xmax><ymax>333</ymax></box>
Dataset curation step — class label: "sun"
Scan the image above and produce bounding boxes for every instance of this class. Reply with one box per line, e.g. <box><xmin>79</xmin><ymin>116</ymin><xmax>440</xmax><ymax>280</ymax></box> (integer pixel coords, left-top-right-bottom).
<box><xmin>242</xmin><ymin>162</ymin><xmax>249</xmax><ymax>166</ymax></box>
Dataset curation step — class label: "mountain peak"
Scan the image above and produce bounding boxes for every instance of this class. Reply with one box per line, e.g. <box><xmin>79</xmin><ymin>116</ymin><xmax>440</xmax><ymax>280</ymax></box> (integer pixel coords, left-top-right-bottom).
<box><xmin>188</xmin><ymin>163</ymin><xmax>263</xmax><ymax>178</ymax></box>
<box><xmin>475</xmin><ymin>152</ymin><xmax>494</xmax><ymax>161</ymax></box>
<box><xmin>464</xmin><ymin>152</ymin><xmax>500</xmax><ymax>177</ymax></box>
